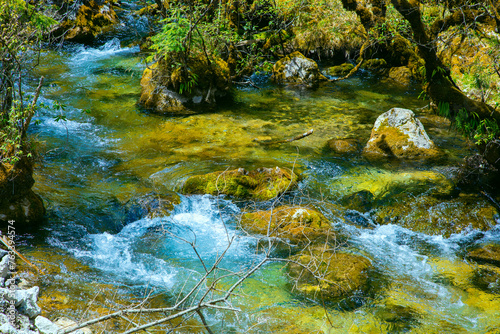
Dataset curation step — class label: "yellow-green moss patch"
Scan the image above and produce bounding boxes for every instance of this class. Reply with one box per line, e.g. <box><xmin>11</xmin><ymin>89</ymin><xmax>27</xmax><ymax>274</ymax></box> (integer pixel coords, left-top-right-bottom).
<box><xmin>240</xmin><ymin>205</ymin><xmax>332</xmax><ymax>243</ymax></box>
<box><xmin>182</xmin><ymin>167</ymin><xmax>300</xmax><ymax>201</ymax></box>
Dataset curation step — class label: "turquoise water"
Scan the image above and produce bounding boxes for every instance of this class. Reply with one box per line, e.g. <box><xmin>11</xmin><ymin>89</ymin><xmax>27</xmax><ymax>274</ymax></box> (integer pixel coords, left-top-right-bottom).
<box><xmin>15</xmin><ymin>15</ymin><xmax>500</xmax><ymax>334</ymax></box>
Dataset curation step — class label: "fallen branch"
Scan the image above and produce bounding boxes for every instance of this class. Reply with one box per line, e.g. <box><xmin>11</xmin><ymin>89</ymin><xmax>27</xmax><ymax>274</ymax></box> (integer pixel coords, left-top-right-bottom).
<box><xmin>253</xmin><ymin>129</ymin><xmax>314</xmax><ymax>145</ymax></box>
<box><xmin>0</xmin><ymin>235</ymin><xmax>43</xmax><ymax>274</ymax></box>
<box><xmin>331</xmin><ymin>40</ymin><xmax>369</xmax><ymax>82</ymax></box>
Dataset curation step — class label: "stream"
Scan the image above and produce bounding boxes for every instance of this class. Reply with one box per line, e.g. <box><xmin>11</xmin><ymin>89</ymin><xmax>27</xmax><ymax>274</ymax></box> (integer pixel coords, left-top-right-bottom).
<box><xmin>14</xmin><ymin>5</ymin><xmax>500</xmax><ymax>333</ymax></box>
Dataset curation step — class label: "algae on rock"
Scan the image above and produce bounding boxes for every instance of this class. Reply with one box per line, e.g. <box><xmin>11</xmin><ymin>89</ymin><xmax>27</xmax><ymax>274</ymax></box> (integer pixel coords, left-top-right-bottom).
<box><xmin>54</xmin><ymin>0</ymin><xmax>119</xmax><ymax>43</ymax></box>
<box><xmin>182</xmin><ymin>167</ymin><xmax>299</xmax><ymax>201</ymax></box>
<box><xmin>139</xmin><ymin>56</ymin><xmax>231</xmax><ymax>114</ymax></box>
<box><xmin>287</xmin><ymin>247</ymin><xmax>373</xmax><ymax>302</ymax></box>
<box><xmin>363</xmin><ymin>108</ymin><xmax>443</xmax><ymax>161</ymax></box>
<box><xmin>272</xmin><ymin>52</ymin><xmax>327</xmax><ymax>86</ymax></box>
<box><xmin>240</xmin><ymin>205</ymin><xmax>333</xmax><ymax>244</ymax></box>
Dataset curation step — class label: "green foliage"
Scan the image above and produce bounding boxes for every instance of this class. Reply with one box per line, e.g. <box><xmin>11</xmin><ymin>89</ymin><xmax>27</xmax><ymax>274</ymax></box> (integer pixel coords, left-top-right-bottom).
<box><xmin>445</xmin><ymin>107</ymin><xmax>500</xmax><ymax>145</ymax></box>
<box><xmin>0</xmin><ymin>0</ymin><xmax>57</xmax><ymax>164</ymax></box>
<box><xmin>149</xmin><ymin>8</ymin><xmax>191</xmax><ymax>60</ymax></box>
<box><xmin>179</xmin><ymin>73</ymin><xmax>198</xmax><ymax>95</ymax></box>
<box><xmin>437</xmin><ymin>101</ymin><xmax>450</xmax><ymax>118</ymax></box>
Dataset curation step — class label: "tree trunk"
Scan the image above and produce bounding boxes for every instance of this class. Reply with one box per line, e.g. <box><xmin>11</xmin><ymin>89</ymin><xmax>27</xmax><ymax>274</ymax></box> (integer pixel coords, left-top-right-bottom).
<box><xmin>390</xmin><ymin>0</ymin><xmax>500</xmax><ymax>124</ymax></box>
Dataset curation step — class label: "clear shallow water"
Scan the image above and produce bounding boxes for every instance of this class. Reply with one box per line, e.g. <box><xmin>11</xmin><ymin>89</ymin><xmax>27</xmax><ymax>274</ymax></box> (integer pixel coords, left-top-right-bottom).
<box><xmin>16</xmin><ymin>30</ymin><xmax>500</xmax><ymax>333</ymax></box>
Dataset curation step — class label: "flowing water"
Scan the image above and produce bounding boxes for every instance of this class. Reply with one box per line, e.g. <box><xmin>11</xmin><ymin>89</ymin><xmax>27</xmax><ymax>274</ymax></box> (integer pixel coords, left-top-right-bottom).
<box><xmin>13</xmin><ymin>8</ymin><xmax>500</xmax><ymax>333</ymax></box>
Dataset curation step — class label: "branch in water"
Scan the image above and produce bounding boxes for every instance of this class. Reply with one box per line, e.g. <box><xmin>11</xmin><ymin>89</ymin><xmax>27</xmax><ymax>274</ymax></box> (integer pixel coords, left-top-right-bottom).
<box><xmin>253</xmin><ymin>129</ymin><xmax>314</xmax><ymax>145</ymax></box>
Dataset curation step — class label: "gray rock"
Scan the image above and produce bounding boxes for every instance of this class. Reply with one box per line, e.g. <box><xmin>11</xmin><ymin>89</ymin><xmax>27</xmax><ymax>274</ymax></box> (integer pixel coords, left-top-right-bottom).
<box><xmin>0</xmin><ymin>249</ymin><xmax>8</xmax><ymax>259</ymax></box>
<box><xmin>363</xmin><ymin>108</ymin><xmax>442</xmax><ymax>161</ymax></box>
<box><xmin>35</xmin><ymin>316</ymin><xmax>60</xmax><ymax>334</ymax></box>
<box><xmin>16</xmin><ymin>287</ymin><xmax>41</xmax><ymax>318</ymax></box>
<box><xmin>272</xmin><ymin>52</ymin><xmax>326</xmax><ymax>85</ymax></box>
<box><xmin>0</xmin><ymin>322</ymin><xmax>19</xmax><ymax>334</ymax></box>
<box><xmin>0</xmin><ymin>254</ymin><xmax>11</xmax><ymax>279</ymax></box>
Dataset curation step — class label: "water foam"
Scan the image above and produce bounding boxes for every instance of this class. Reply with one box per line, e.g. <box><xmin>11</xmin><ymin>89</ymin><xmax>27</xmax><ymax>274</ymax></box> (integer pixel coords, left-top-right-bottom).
<box><xmin>50</xmin><ymin>195</ymin><xmax>257</xmax><ymax>288</ymax></box>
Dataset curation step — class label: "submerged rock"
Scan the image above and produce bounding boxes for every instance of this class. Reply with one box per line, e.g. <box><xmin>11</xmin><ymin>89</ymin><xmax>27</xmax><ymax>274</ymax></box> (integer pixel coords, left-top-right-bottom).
<box><xmin>239</xmin><ymin>205</ymin><xmax>333</xmax><ymax>243</ymax></box>
<box><xmin>466</xmin><ymin>244</ymin><xmax>500</xmax><ymax>267</ymax></box>
<box><xmin>123</xmin><ymin>192</ymin><xmax>180</xmax><ymax>224</ymax></box>
<box><xmin>373</xmin><ymin>194</ymin><xmax>498</xmax><ymax>237</ymax></box>
<box><xmin>386</xmin><ymin>66</ymin><xmax>413</xmax><ymax>86</ymax></box>
<box><xmin>326</xmin><ymin>138</ymin><xmax>360</xmax><ymax>155</ymax></box>
<box><xmin>363</xmin><ymin>108</ymin><xmax>443</xmax><ymax>161</ymax></box>
<box><xmin>139</xmin><ymin>57</ymin><xmax>231</xmax><ymax>114</ymax></box>
<box><xmin>182</xmin><ymin>167</ymin><xmax>300</xmax><ymax>201</ymax></box>
<box><xmin>287</xmin><ymin>247</ymin><xmax>372</xmax><ymax>301</ymax></box>
<box><xmin>471</xmin><ymin>266</ymin><xmax>500</xmax><ymax>294</ymax></box>
<box><xmin>331</xmin><ymin>167</ymin><xmax>455</xmax><ymax>203</ymax></box>
<box><xmin>272</xmin><ymin>52</ymin><xmax>327</xmax><ymax>86</ymax></box>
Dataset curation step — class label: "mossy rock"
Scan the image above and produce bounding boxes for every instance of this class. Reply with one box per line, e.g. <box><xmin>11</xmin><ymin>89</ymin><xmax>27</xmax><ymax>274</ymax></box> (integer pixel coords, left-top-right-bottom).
<box><xmin>182</xmin><ymin>167</ymin><xmax>300</xmax><ymax>201</ymax></box>
<box><xmin>55</xmin><ymin>0</ymin><xmax>119</xmax><ymax>43</ymax></box>
<box><xmin>0</xmin><ymin>158</ymin><xmax>45</xmax><ymax>226</ymax></box>
<box><xmin>123</xmin><ymin>192</ymin><xmax>181</xmax><ymax>224</ymax></box>
<box><xmin>387</xmin><ymin>66</ymin><xmax>413</xmax><ymax>86</ymax></box>
<box><xmin>373</xmin><ymin>194</ymin><xmax>498</xmax><ymax>237</ymax></box>
<box><xmin>240</xmin><ymin>205</ymin><xmax>333</xmax><ymax>243</ymax></box>
<box><xmin>326</xmin><ymin>138</ymin><xmax>360</xmax><ymax>155</ymax></box>
<box><xmin>331</xmin><ymin>167</ymin><xmax>455</xmax><ymax>203</ymax></box>
<box><xmin>0</xmin><ymin>159</ymin><xmax>34</xmax><ymax>202</ymax></box>
<box><xmin>466</xmin><ymin>244</ymin><xmax>500</xmax><ymax>267</ymax></box>
<box><xmin>326</xmin><ymin>63</ymin><xmax>354</xmax><ymax>77</ymax></box>
<box><xmin>139</xmin><ymin>56</ymin><xmax>231</xmax><ymax>114</ymax></box>
<box><xmin>272</xmin><ymin>51</ymin><xmax>327</xmax><ymax>85</ymax></box>
<box><xmin>0</xmin><ymin>190</ymin><xmax>45</xmax><ymax>226</ymax></box>
<box><xmin>287</xmin><ymin>247</ymin><xmax>372</xmax><ymax>301</ymax></box>
<box><xmin>363</xmin><ymin>108</ymin><xmax>443</xmax><ymax>161</ymax></box>
<box><xmin>361</xmin><ymin>58</ymin><xmax>388</xmax><ymax>70</ymax></box>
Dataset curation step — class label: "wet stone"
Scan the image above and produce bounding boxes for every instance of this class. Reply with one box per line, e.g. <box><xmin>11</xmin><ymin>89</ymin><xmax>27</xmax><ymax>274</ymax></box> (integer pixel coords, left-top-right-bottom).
<box><xmin>239</xmin><ymin>205</ymin><xmax>333</xmax><ymax>244</ymax></box>
<box><xmin>182</xmin><ymin>167</ymin><xmax>300</xmax><ymax>201</ymax></box>
<box><xmin>466</xmin><ymin>243</ymin><xmax>500</xmax><ymax>267</ymax></box>
<box><xmin>471</xmin><ymin>266</ymin><xmax>500</xmax><ymax>294</ymax></box>
<box><xmin>326</xmin><ymin>138</ymin><xmax>360</xmax><ymax>155</ymax></box>
<box><xmin>287</xmin><ymin>247</ymin><xmax>373</xmax><ymax>302</ymax></box>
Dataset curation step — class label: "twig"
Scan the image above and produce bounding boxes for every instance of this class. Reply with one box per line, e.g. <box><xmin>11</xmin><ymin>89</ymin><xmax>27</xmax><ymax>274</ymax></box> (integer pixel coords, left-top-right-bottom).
<box><xmin>21</xmin><ymin>76</ymin><xmax>44</xmax><ymax>139</ymax></box>
<box><xmin>253</xmin><ymin>129</ymin><xmax>314</xmax><ymax>145</ymax></box>
<box><xmin>0</xmin><ymin>236</ymin><xmax>42</xmax><ymax>274</ymax></box>
<box><xmin>196</xmin><ymin>310</ymin><xmax>214</xmax><ymax>334</ymax></box>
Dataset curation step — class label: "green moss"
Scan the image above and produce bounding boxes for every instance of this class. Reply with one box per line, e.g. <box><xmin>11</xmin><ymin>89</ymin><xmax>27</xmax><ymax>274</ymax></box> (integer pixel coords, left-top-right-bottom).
<box><xmin>287</xmin><ymin>247</ymin><xmax>372</xmax><ymax>301</ymax></box>
<box><xmin>240</xmin><ymin>205</ymin><xmax>333</xmax><ymax>243</ymax></box>
<box><xmin>326</xmin><ymin>63</ymin><xmax>355</xmax><ymax>76</ymax></box>
<box><xmin>361</xmin><ymin>58</ymin><xmax>387</xmax><ymax>69</ymax></box>
<box><xmin>374</xmin><ymin>193</ymin><xmax>498</xmax><ymax>237</ymax></box>
<box><xmin>182</xmin><ymin>167</ymin><xmax>300</xmax><ymax>201</ymax></box>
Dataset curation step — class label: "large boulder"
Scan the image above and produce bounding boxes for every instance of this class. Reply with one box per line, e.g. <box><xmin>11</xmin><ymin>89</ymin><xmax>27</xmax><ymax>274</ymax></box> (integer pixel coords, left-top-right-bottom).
<box><xmin>182</xmin><ymin>167</ymin><xmax>300</xmax><ymax>201</ymax></box>
<box><xmin>287</xmin><ymin>247</ymin><xmax>373</xmax><ymax>301</ymax></box>
<box><xmin>363</xmin><ymin>108</ymin><xmax>443</xmax><ymax>161</ymax></box>
<box><xmin>54</xmin><ymin>0</ymin><xmax>119</xmax><ymax>43</ymax></box>
<box><xmin>239</xmin><ymin>205</ymin><xmax>333</xmax><ymax>243</ymax></box>
<box><xmin>139</xmin><ymin>56</ymin><xmax>231</xmax><ymax>114</ymax></box>
<box><xmin>272</xmin><ymin>52</ymin><xmax>327</xmax><ymax>86</ymax></box>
